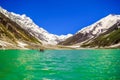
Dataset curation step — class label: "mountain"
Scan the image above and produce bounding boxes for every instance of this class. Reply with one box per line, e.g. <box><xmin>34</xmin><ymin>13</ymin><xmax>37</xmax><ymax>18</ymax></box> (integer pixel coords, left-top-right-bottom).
<box><xmin>0</xmin><ymin>10</ymin><xmax>42</xmax><ymax>49</ymax></box>
<box><xmin>81</xmin><ymin>28</ymin><xmax>120</xmax><ymax>48</ymax></box>
<box><xmin>59</xmin><ymin>14</ymin><xmax>120</xmax><ymax>48</ymax></box>
<box><xmin>1</xmin><ymin>6</ymin><xmax>120</xmax><ymax>49</ymax></box>
<box><xmin>0</xmin><ymin>7</ymin><xmax>72</xmax><ymax>45</ymax></box>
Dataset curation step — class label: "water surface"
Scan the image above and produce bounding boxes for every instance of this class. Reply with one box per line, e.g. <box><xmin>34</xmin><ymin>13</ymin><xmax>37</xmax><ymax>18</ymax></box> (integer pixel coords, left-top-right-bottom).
<box><xmin>0</xmin><ymin>49</ymin><xmax>120</xmax><ymax>80</ymax></box>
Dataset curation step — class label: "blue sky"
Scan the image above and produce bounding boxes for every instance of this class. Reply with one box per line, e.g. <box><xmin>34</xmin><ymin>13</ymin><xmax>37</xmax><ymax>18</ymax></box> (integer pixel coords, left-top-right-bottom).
<box><xmin>0</xmin><ymin>0</ymin><xmax>120</xmax><ymax>35</ymax></box>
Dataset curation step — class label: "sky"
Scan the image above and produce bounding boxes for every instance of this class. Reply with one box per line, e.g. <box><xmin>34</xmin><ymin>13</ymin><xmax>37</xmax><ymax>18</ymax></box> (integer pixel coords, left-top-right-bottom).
<box><xmin>0</xmin><ymin>0</ymin><xmax>120</xmax><ymax>35</ymax></box>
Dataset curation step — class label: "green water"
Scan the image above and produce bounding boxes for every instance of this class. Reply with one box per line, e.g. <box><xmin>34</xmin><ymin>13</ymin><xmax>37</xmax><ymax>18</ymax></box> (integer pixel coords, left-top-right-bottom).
<box><xmin>0</xmin><ymin>49</ymin><xmax>120</xmax><ymax>80</ymax></box>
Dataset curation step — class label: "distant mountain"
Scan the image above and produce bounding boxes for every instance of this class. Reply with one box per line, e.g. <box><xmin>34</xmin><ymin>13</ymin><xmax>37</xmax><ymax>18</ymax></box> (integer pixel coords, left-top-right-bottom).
<box><xmin>59</xmin><ymin>14</ymin><xmax>120</xmax><ymax>48</ymax></box>
<box><xmin>0</xmin><ymin>7</ymin><xmax>72</xmax><ymax>45</ymax></box>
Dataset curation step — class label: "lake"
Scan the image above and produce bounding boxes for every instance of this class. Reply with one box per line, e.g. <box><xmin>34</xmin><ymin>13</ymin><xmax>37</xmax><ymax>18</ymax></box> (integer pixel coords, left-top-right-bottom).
<box><xmin>0</xmin><ymin>49</ymin><xmax>120</xmax><ymax>80</ymax></box>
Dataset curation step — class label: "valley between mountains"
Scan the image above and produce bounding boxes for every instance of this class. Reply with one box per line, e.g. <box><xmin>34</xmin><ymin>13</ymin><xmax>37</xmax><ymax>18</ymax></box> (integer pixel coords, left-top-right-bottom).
<box><xmin>0</xmin><ymin>7</ymin><xmax>120</xmax><ymax>49</ymax></box>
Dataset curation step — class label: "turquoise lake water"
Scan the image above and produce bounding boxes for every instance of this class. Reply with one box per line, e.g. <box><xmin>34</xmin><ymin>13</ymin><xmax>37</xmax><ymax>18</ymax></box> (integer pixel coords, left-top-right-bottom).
<box><xmin>0</xmin><ymin>49</ymin><xmax>120</xmax><ymax>80</ymax></box>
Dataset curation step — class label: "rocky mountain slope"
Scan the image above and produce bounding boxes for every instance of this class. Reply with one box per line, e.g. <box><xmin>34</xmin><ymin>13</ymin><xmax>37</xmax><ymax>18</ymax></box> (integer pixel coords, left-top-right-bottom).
<box><xmin>59</xmin><ymin>14</ymin><xmax>120</xmax><ymax>48</ymax></box>
<box><xmin>0</xmin><ymin>7</ymin><xmax>72</xmax><ymax>45</ymax></box>
<box><xmin>0</xmin><ymin>12</ymin><xmax>42</xmax><ymax>49</ymax></box>
<box><xmin>81</xmin><ymin>28</ymin><xmax>120</xmax><ymax>48</ymax></box>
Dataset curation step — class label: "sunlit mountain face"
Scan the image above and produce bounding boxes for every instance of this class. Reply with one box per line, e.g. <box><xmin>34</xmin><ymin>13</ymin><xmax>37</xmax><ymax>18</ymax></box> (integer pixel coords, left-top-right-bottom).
<box><xmin>59</xmin><ymin>14</ymin><xmax>120</xmax><ymax>48</ymax></box>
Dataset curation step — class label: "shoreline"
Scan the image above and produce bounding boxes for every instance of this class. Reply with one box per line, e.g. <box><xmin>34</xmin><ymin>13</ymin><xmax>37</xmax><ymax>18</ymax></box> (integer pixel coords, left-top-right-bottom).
<box><xmin>0</xmin><ymin>47</ymin><xmax>120</xmax><ymax>50</ymax></box>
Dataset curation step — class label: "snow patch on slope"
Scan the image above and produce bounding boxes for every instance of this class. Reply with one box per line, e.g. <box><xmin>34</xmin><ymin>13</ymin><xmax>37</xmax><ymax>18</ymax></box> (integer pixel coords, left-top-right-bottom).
<box><xmin>110</xmin><ymin>43</ymin><xmax>120</xmax><ymax>48</ymax></box>
<box><xmin>17</xmin><ymin>41</ymin><xmax>28</xmax><ymax>48</ymax></box>
<box><xmin>0</xmin><ymin>40</ymin><xmax>13</xmax><ymax>47</ymax></box>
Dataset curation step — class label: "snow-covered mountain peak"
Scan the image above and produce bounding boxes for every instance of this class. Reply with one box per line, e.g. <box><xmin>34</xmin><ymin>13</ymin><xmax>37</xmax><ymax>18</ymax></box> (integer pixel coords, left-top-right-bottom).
<box><xmin>0</xmin><ymin>6</ymin><xmax>72</xmax><ymax>45</ymax></box>
<box><xmin>77</xmin><ymin>14</ymin><xmax>120</xmax><ymax>36</ymax></box>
